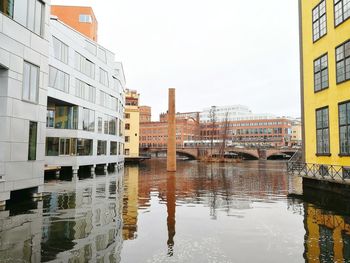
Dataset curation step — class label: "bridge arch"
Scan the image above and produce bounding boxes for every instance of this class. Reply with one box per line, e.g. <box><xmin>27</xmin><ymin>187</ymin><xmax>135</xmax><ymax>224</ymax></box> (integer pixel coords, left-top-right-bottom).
<box><xmin>266</xmin><ymin>150</ymin><xmax>295</xmax><ymax>160</ymax></box>
<box><xmin>226</xmin><ymin>150</ymin><xmax>259</xmax><ymax>160</ymax></box>
<box><xmin>142</xmin><ymin>149</ymin><xmax>197</xmax><ymax>160</ymax></box>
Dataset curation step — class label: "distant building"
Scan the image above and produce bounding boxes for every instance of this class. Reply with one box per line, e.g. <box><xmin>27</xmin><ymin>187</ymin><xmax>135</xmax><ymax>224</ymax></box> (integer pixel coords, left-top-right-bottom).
<box><xmin>0</xmin><ymin>0</ymin><xmax>50</xmax><ymax>205</ymax></box>
<box><xmin>139</xmin><ymin>106</ymin><xmax>151</xmax><ymax>123</ymax></box>
<box><xmin>291</xmin><ymin>120</ymin><xmax>302</xmax><ymax>147</ymax></box>
<box><xmin>139</xmin><ymin>112</ymin><xmax>200</xmax><ymax>148</ymax></box>
<box><xmin>51</xmin><ymin>5</ymin><xmax>98</xmax><ymax>42</ymax></box>
<box><xmin>299</xmin><ymin>0</ymin><xmax>350</xmax><ymax>169</ymax></box>
<box><xmin>45</xmin><ymin>15</ymin><xmax>125</xmax><ymax>174</ymax></box>
<box><xmin>125</xmin><ymin>89</ymin><xmax>140</xmax><ymax>157</ymax></box>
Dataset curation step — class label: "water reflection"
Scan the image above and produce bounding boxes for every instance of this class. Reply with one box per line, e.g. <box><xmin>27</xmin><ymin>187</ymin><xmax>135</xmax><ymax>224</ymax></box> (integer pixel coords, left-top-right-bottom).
<box><xmin>166</xmin><ymin>172</ymin><xmax>176</xmax><ymax>256</ymax></box>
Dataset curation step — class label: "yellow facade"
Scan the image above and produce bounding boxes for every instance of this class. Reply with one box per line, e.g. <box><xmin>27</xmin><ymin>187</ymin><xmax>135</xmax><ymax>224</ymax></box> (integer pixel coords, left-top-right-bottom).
<box><xmin>300</xmin><ymin>0</ymin><xmax>350</xmax><ymax>166</ymax></box>
<box><xmin>125</xmin><ymin>90</ymin><xmax>140</xmax><ymax>157</ymax></box>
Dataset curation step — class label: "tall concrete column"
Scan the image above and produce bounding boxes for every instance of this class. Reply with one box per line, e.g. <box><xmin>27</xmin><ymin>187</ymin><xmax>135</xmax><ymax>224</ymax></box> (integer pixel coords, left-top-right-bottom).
<box><xmin>167</xmin><ymin>88</ymin><xmax>176</xmax><ymax>172</ymax></box>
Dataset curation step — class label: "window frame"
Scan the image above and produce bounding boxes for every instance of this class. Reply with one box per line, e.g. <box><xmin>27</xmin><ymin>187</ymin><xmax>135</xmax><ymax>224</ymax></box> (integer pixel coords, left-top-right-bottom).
<box><xmin>314</xmin><ymin>53</ymin><xmax>329</xmax><ymax>92</ymax></box>
<box><xmin>312</xmin><ymin>0</ymin><xmax>328</xmax><ymax>43</ymax></box>
<box><xmin>334</xmin><ymin>0</ymin><xmax>350</xmax><ymax>27</ymax></box>
<box><xmin>22</xmin><ymin>61</ymin><xmax>39</xmax><ymax>104</ymax></box>
<box><xmin>335</xmin><ymin>39</ymin><xmax>350</xmax><ymax>84</ymax></box>
<box><xmin>316</xmin><ymin>106</ymin><xmax>331</xmax><ymax>156</ymax></box>
<box><xmin>28</xmin><ymin>121</ymin><xmax>37</xmax><ymax>160</ymax></box>
<box><xmin>338</xmin><ymin>100</ymin><xmax>350</xmax><ymax>156</ymax></box>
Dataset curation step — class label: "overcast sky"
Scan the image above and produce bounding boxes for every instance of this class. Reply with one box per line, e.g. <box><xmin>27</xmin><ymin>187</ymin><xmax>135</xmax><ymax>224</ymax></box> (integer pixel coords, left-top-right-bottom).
<box><xmin>52</xmin><ymin>0</ymin><xmax>300</xmax><ymax>120</ymax></box>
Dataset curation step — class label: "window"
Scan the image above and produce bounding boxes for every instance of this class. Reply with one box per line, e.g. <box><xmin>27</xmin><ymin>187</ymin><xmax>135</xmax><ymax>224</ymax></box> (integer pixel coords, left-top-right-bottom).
<box><xmin>104</xmin><ymin>119</ymin><xmax>108</xmax><ymax>134</ymax></box>
<box><xmin>54</xmin><ymin>106</ymin><xmax>78</xmax><ymax>129</ymax></box>
<box><xmin>336</xmin><ymin>40</ymin><xmax>350</xmax><ymax>83</ymax></box>
<box><xmin>314</xmin><ymin>54</ymin><xmax>328</xmax><ymax>91</ymax></box>
<box><xmin>53</xmin><ymin>37</ymin><xmax>68</xmax><ymax>64</ymax></box>
<box><xmin>125</xmin><ymin>149</ymin><xmax>130</xmax><ymax>156</ymax></box>
<box><xmin>47</xmin><ymin>109</ymin><xmax>55</xmax><ymax>128</ymax></box>
<box><xmin>108</xmin><ymin>117</ymin><xmax>117</xmax><ymax>135</ymax></box>
<box><xmin>77</xmin><ymin>139</ymin><xmax>93</xmax><ymax>156</ymax></box>
<box><xmin>125</xmin><ymin>113</ymin><xmax>130</xmax><ymax>119</ymax></box>
<box><xmin>49</xmin><ymin>66</ymin><xmax>69</xmax><ymax>92</ymax></box>
<box><xmin>316</xmin><ymin>107</ymin><xmax>330</xmax><ymax>155</ymax></box>
<box><xmin>28</xmin><ymin>121</ymin><xmax>37</xmax><ymax>160</ymax></box>
<box><xmin>85</xmin><ymin>40</ymin><xmax>96</xmax><ymax>55</ymax></box>
<box><xmin>97</xmin><ymin>140</ymin><xmax>107</xmax><ymax>155</ymax></box>
<box><xmin>75</xmin><ymin>52</ymin><xmax>95</xmax><ymax>79</ymax></box>
<box><xmin>110</xmin><ymin>141</ymin><xmax>118</xmax><ymax>155</ymax></box>
<box><xmin>98</xmin><ymin>48</ymin><xmax>107</xmax><ymax>62</ymax></box>
<box><xmin>339</xmin><ymin>101</ymin><xmax>350</xmax><ymax>155</ymax></box>
<box><xmin>23</xmin><ymin>61</ymin><xmax>39</xmax><ymax>103</ymax></box>
<box><xmin>12</xmin><ymin>0</ymin><xmax>44</xmax><ymax>35</ymax></box>
<box><xmin>75</xmin><ymin>79</ymin><xmax>95</xmax><ymax>102</ymax></box>
<box><xmin>59</xmin><ymin>138</ymin><xmax>71</xmax><ymax>156</ymax></box>
<box><xmin>82</xmin><ymin>108</ymin><xmax>95</xmax><ymax>132</ymax></box>
<box><xmin>98</xmin><ymin>117</ymin><xmax>102</xmax><ymax>133</ymax></box>
<box><xmin>125</xmin><ymin>136</ymin><xmax>130</xmax><ymax>142</ymax></box>
<box><xmin>46</xmin><ymin>137</ymin><xmax>59</xmax><ymax>156</ymax></box>
<box><xmin>99</xmin><ymin>68</ymin><xmax>109</xmax><ymax>87</ymax></box>
<box><xmin>79</xmin><ymin>14</ymin><xmax>92</xmax><ymax>23</ymax></box>
<box><xmin>334</xmin><ymin>0</ymin><xmax>350</xmax><ymax>26</ymax></box>
<box><xmin>313</xmin><ymin>1</ymin><xmax>327</xmax><ymax>42</ymax></box>
<box><xmin>125</xmin><ymin>123</ymin><xmax>130</xmax><ymax>130</ymax></box>
<box><xmin>112</xmin><ymin>77</ymin><xmax>121</xmax><ymax>92</ymax></box>
<box><xmin>1</xmin><ymin>0</ymin><xmax>14</xmax><ymax>17</ymax></box>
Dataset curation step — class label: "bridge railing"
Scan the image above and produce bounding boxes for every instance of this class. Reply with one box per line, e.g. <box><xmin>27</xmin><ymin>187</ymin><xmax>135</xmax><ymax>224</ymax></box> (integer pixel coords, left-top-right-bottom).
<box><xmin>287</xmin><ymin>162</ymin><xmax>350</xmax><ymax>182</ymax></box>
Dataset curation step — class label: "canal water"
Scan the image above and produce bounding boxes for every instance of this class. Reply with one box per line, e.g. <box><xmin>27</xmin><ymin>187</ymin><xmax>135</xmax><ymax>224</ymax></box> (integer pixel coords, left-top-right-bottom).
<box><xmin>0</xmin><ymin>160</ymin><xmax>349</xmax><ymax>262</ymax></box>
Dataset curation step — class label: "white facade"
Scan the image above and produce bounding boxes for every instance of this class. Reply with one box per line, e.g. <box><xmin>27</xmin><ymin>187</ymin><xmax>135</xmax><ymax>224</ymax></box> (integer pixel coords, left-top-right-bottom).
<box><xmin>0</xmin><ymin>0</ymin><xmax>50</xmax><ymax>203</ymax></box>
<box><xmin>200</xmin><ymin>105</ymin><xmax>276</xmax><ymax>123</ymax></box>
<box><xmin>45</xmin><ymin>17</ymin><xmax>125</xmax><ymax>172</ymax></box>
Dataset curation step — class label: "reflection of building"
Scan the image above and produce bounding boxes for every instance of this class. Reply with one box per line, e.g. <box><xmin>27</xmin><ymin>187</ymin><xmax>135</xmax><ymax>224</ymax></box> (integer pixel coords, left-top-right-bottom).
<box><xmin>304</xmin><ymin>204</ymin><xmax>350</xmax><ymax>262</ymax></box>
<box><xmin>51</xmin><ymin>5</ymin><xmax>98</xmax><ymax>42</ymax></box>
<box><xmin>42</xmin><ymin>172</ymin><xmax>123</xmax><ymax>262</ymax></box>
<box><xmin>45</xmin><ymin>12</ymin><xmax>125</xmax><ymax>174</ymax></box>
<box><xmin>300</xmin><ymin>0</ymin><xmax>350</xmax><ymax>167</ymax></box>
<box><xmin>123</xmin><ymin>166</ymin><xmax>139</xmax><ymax>240</ymax></box>
<box><xmin>0</xmin><ymin>0</ymin><xmax>50</xmax><ymax>205</ymax></box>
<box><xmin>0</xmin><ymin>202</ymin><xmax>43</xmax><ymax>262</ymax></box>
<box><xmin>125</xmin><ymin>90</ymin><xmax>140</xmax><ymax>157</ymax></box>
<box><xmin>139</xmin><ymin>112</ymin><xmax>200</xmax><ymax>148</ymax></box>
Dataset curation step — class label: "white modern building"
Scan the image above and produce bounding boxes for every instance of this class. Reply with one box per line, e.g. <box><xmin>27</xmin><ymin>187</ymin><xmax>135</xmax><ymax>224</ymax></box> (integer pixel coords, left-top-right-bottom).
<box><xmin>46</xmin><ymin>16</ymin><xmax>125</xmax><ymax>174</ymax></box>
<box><xmin>0</xmin><ymin>0</ymin><xmax>50</xmax><ymax>206</ymax></box>
<box><xmin>200</xmin><ymin>105</ymin><xmax>276</xmax><ymax>123</ymax></box>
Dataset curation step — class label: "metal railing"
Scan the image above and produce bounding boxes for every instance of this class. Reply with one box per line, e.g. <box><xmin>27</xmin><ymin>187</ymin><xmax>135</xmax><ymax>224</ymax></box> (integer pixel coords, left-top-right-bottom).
<box><xmin>287</xmin><ymin>161</ymin><xmax>350</xmax><ymax>182</ymax></box>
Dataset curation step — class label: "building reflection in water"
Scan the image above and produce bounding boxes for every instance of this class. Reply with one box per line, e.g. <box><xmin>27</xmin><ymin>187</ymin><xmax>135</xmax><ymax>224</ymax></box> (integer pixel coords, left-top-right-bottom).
<box><xmin>123</xmin><ymin>166</ymin><xmax>139</xmax><ymax>240</ymax></box>
<box><xmin>303</xmin><ymin>203</ymin><xmax>350</xmax><ymax>262</ymax></box>
<box><xmin>0</xmin><ymin>170</ymin><xmax>124</xmax><ymax>262</ymax></box>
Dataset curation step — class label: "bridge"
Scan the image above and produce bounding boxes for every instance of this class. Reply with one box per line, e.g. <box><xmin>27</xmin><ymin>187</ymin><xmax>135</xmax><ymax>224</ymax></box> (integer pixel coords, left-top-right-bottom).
<box><xmin>140</xmin><ymin>146</ymin><xmax>298</xmax><ymax>160</ymax></box>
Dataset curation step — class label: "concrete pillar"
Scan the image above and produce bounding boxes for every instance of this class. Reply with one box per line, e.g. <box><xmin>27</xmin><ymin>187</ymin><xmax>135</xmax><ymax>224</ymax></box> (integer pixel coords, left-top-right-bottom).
<box><xmin>114</xmin><ymin>163</ymin><xmax>118</xmax><ymax>171</ymax></box>
<box><xmin>72</xmin><ymin>166</ymin><xmax>79</xmax><ymax>181</ymax></box>
<box><xmin>91</xmin><ymin>165</ymin><xmax>96</xmax><ymax>177</ymax></box>
<box><xmin>55</xmin><ymin>169</ymin><xmax>60</xmax><ymax>179</ymax></box>
<box><xmin>167</xmin><ymin>88</ymin><xmax>176</xmax><ymax>172</ymax></box>
<box><xmin>0</xmin><ymin>200</ymin><xmax>6</xmax><ymax>210</ymax></box>
<box><xmin>104</xmin><ymin>164</ymin><xmax>108</xmax><ymax>174</ymax></box>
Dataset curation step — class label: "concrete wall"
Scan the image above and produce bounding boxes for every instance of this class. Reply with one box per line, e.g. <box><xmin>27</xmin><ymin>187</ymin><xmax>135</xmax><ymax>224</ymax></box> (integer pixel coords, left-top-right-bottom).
<box><xmin>0</xmin><ymin>1</ymin><xmax>50</xmax><ymax>202</ymax></box>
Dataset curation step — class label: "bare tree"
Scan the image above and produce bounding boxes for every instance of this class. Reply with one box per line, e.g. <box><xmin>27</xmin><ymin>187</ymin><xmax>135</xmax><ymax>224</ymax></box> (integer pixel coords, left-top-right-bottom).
<box><xmin>219</xmin><ymin>111</ymin><xmax>229</xmax><ymax>159</ymax></box>
<box><xmin>209</xmin><ymin>106</ymin><xmax>217</xmax><ymax>157</ymax></box>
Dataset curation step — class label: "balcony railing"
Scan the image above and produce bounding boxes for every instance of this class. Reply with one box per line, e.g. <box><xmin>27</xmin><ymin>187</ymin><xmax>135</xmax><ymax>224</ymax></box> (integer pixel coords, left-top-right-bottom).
<box><xmin>287</xmin><ymin>161</ymin><xmax>350</xmax><ymax>183</ymax></box>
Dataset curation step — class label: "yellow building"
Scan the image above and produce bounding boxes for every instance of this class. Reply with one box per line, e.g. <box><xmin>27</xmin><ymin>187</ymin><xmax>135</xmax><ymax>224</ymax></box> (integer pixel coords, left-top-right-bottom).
<box><xmin>125</xmin><ymin>89</ymin><xmax>140</xmax><ymax>157</ymax></box>
<box><xmin>300</xmin><ymin>0</ymin><xmax>350</xmax><ymax>169</ymax></box>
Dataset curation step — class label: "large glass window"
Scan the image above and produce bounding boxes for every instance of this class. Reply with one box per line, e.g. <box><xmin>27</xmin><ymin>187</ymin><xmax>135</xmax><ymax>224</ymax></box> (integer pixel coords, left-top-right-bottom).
<box><xmin>59</xmin><ymin>138</ymin><xmax>71</xmax><ymax>156</ymax></box>
<box><xmin>75</xmin><ymin>52</ymin><xmax>95</xmax><ymax>79</ymax></box>
<box><xmin>0</xmin><ymin>0</ymin><xmax>14</xmax><ymax>17</ymax></box>
<box><xmin>313</xmin><ymin>1</ymin><xmax>327</xmax><ymax>42</ymax></box>
<box><xmin>75</xmin><ymin>79</ymin><xmax>95</xmax><ymax>102</ymax></box>
<box><xmin>98</xmin><ymin>117</ymin><xmax>102</xmax><ymax>133</ymax></box>
<box><xmin>316</xmin><ymin>107</ymin><xmax>330</xmax><ymax>154</ymax></box>
<box><xmin>77</xmin><ymin>139</ymin><xmax>93</xmax><ymax>156</ymax></box>
<box><xmin>28</xmin><ymin>121</ymin><xmax>37</xmax><ymax>160</ymax></box>
<box><xmin>23</xmin><ymin>61</ymin><xmax>39</xmax><ymax>103</ymax></box>
<box><xmin>99</xmin><ymin>68</ymin><xmax>109</xmax><ymax>87</ymax></box>
<box><xmin>339</xmin><ymin>101</ymin><xmax>350</xmax><ymax>155</ymax></box>
<box><xmin>109</xmin><ymin>117</ymin><xmax>117</xmax><ymax>135</ymax></box>
<box><xmin>97</xmin><ymin>140</ymin><xmax>107</xmax><ymax>155</ymax></box>
<box><xmin>82</xmin><ymin>108</ymin><xmax>95</xmax><ymax>132</ymax></box>
<box><xmin>110</xmin><ymin>141</ymin><xmax>118</xmax><ymax>155</ymax></box>
<box><xmin>314</xmin><ymin>54</ymin><xmax>329</xmax><ymax>92</ymax></box>
<box><xmin>53</xmin><ymin>37</ymin><xmax>68</xmax><ymax>64</ymax></box>
<box><xmin>336</xmin><ymin>40</ymin><xmax>350</xmax><ymax>83</ymax></box>
<box><xmin>46</xmin><ymin>109</ymin><xmax>55</xmax><ymax>128</ymax></box>
<box><xmin>46</xmin><ymin>137</ymin><xmax>59</xmax><ymax>156</ymax></box>
<box><xmin>54</xmin><ymin>106</ymin><xmax>78</xmax><ymax>129</ymax></box>
<box><xmin>49</xmin><ymin>66</ymin><xmax>69</xmax><ymax>93</ymax></box>
<box><xmin>334</xmin><ymin>0</ymin><xmax>350</xmax><ymax>26</ymax></box>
